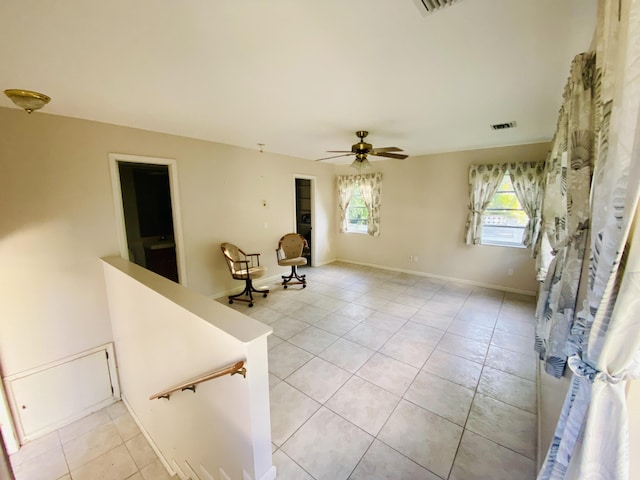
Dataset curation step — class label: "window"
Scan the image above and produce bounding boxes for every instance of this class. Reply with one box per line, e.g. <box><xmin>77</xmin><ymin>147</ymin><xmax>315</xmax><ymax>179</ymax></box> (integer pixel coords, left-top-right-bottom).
<box><xmin>481</xmin><ymin>173</ymin><xmax>529</xmax><ymax>247</ymax></box>
<box><xmin>346</xmin><ymin>184</ymin><xmax>369</xmax><ymax>234</ymax></box>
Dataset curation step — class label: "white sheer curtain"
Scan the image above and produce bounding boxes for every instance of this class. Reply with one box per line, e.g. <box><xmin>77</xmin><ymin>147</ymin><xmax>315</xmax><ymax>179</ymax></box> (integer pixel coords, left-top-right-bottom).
<box><xmin>508</xmin><ymin>161</ymin><xmax>546</xmax><ymax>250</ymax></box>
<box><xmin>357</xmin><ymin>172</ymin><xmax>382</xmax><ymax>237</ymax></box>
<box><xmin>337</xmin><ymin>175</ymin><xmax>356</xmax><ymax>233</ymax></box>
<box><xmin>538</xmin><ymin>1</ymin><xmax>640</xmax><ymax>478</ymax></box>
<box><xmin>464</xmin><ymin>164</ymin><xmax>506</xmax><ymax>245</ymax></box>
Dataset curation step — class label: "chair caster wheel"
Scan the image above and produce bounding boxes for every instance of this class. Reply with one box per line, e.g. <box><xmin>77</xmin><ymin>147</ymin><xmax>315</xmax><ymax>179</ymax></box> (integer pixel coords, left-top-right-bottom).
<box><xmin>302</xmin><ymin>284</ymin><xmax>306</xmax><ymax>288</ymax></box>
<box><xmin>249</xmin><ymin>303</ymin><xmax>253</xmax><ymax>307</ymax></box>
<box><xmin>229</xmin><ymin>300</ymin><xmax>233</xmax><ymax>304</ymax></box>
<box><xmin>263</xmin><ymin>293</ymin><xmax>268</xmax><ymax>298</ymax></box>
<box><xmin>283</xmin><ymin>285</ymin><xmax>288</xmax><ymax>289</ymax></box>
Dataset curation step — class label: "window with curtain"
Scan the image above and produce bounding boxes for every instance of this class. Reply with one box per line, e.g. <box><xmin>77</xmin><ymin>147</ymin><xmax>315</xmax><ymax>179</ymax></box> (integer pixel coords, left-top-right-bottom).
<box><xmin>480</xmin><ymin>172</ymin><xmax>529</xmax><ymax>247</ymax></box>
<box><xmin>337</xmin><ymin>172</ymin><xmax>382</xmax><ymax>237</ymax></box>
<box><xmin>465</xmin><ymin>162</ymin><xmax>544</xmax><ymax>249</ymax></box>
<box><xmin>346</xmin><ymin>184</ymin><xmax>369</xmax><ymax>234</ymax></box>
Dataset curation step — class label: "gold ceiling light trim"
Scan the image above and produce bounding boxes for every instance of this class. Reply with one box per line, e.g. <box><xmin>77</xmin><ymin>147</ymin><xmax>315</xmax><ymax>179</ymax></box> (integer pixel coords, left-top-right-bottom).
<box><xmin>4</xmin><ymin>89</ymin><xmax>51</xmax><ymax>114</ymax></box>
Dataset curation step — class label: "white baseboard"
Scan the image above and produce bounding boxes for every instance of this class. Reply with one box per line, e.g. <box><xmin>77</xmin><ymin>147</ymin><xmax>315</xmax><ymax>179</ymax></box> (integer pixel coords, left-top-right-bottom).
<box><xmin>536</xmin><ymin>359</ymin><xmax>542</xmax><ymax>472</ymax></box>
<box><xmin>335</xmin><ymin>258</ymin><xmax>537</xmax><ymax>296</ymax></box>
<box><xmin>121</xmin><ymin>396</ymin><xmax>176</xmax><ymax>477</ymax></box>
<box><xmin>313</xmin><ymin>257</ymin><xmax>338</xmax><ymax>267</ymax></box>
<box><xmin>256</xmin><ymin>465</ymin><xmax>277</xmax><ymax>480</ymax></box>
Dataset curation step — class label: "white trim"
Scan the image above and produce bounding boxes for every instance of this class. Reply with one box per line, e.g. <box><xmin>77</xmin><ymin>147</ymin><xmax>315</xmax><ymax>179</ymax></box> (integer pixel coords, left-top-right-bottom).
<box><xmin>0</xmin><ymin>378</ymin><xmax>19</xmax><ymax>454</ymax></box>
<box><xmin>257</xmin><ymin>466</ymin><xmax>277</xmax><ymax>480</ymax></box>
<box><xmin>536</xmin><ymin>359</ymin><xmax>543</xmax><ymax>471</ymax></box>
<box><xmin>3</xmin><ymin>343</ymin><xmax>121</xmax><ymax>444</ymax></box>
<box><xmin>335</xmin><ymin>258</ymin><xmax>537</xmax><ymax>296</ymax></box>
<box><xmin>108</xmin><ymin>153</ymin><xmax>188</xmax><ymax>287</ymax></box>
<box><xmin>314</xmin><ymin>258</ymin><xmax>338</xmax><ymax>267</ymax></box>
<box><xmin>292</xmin><ymin>175</ymin><xmax>316</xmax><ymax>266</ymax></box>
<box><xmin>183</xmin><ymin>461</ymin><xmax>200</xmax><ymax>480</ymax></box>
<box><xmin>171</xmin><ymin>458</ymin><xmax>188</xmax><ymax>480</ymax></box>
<box><xmin>121</xmin><ymin>396</ymin><xmax>176</xmax><ymax>477</ymax></box>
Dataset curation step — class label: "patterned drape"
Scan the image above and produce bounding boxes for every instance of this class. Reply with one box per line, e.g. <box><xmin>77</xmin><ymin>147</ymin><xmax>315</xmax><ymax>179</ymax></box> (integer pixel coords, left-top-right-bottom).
<box><xmin>337</xmin><ymin>173</ymin><xmax>382</xmax><ymax>236</ymax></box>
<box><xmin>337</xmin><ymin>175</ymin><xmax>356</xmax><ymax>233</ymax></box>
<box><xmin>508</xmin><ymin>162</ymin><xmax>546</xmax><ymax>249</ymax></box>
<box><xmin>534</xmin><ymin>51</ymin><xmax>596</xmax><ymax>379</ymax></box>
<box><xmin>358</xmin><ymin>172</ymin><xmax>382</xmax><ymax>237</ymax></box>
<box><xmin>464</xmin><ymin>164</ymin><xmax>506</xmax><ymax>245</ymax></box>
<box><xmin>538</xmin><ymin>0</ymin><xmax>640</xmax><ymax>478</ymax></box>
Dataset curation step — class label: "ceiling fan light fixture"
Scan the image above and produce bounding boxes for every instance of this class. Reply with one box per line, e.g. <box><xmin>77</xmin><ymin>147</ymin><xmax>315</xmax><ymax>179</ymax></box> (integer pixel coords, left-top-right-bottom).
<box><xmin>4</xmin><ymin>89</ymin><xmax>51</xmax><ymax>113</ymax></box>
<box><xmin>351</xmin><ymin>157</ymin><xmax>372</xmax><ymax>171</ymax></box>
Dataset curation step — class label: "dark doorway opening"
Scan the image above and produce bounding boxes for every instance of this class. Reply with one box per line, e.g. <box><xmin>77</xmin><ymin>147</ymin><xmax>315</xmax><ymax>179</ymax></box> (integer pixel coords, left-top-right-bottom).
<box><xmin>118</xmin><ymin>162</ymin><xmax>179</xmax><ymax>282</ymax></box>
<box><xmin>295</xmin><ymin>178</ymin><xmax>312</xmax><ymax>266</ymax></box>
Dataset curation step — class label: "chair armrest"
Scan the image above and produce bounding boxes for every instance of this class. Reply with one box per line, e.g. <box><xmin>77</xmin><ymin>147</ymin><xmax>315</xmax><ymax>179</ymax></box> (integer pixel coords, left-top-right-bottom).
<box><xmin>246</xmin><ymin>253</ymin><xmax>261</xmax><ymax>267</ymax></box>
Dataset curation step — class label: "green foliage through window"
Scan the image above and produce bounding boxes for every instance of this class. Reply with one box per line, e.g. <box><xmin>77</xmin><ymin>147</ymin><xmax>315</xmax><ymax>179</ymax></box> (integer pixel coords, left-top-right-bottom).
<box><xmin>347</xmin><ymin>185</ymin><xmax>369</xmax><ymax>233</ymax></box>
<box><xmin>481</xmin><ymin>173</ymin><xmax>528</xmax><ymax>247</ymax></box>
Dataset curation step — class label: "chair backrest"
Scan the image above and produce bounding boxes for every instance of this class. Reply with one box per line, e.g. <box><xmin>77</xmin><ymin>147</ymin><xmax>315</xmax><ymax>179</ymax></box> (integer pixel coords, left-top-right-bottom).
<box><xmin>278</xmin><ymin>233</ymin><xmax>307</xmax><ymax>259</ymax></box>
<box><xmin>220</xmin><ymin>242</ymin><xmax>243</xmax><ymax>276</ymax></box>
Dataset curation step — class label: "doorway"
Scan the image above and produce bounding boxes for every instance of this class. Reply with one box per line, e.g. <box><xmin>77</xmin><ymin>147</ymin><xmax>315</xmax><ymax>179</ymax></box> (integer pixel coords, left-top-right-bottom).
<box><xmin>109</xmin><ymin>154</ymin><xmax>186</xmax><ymax>284</ymax></box>
<box><xmin>294</xmin><ymin>176</ymin><xmax>314</xmax><ymax>266</ymax></box>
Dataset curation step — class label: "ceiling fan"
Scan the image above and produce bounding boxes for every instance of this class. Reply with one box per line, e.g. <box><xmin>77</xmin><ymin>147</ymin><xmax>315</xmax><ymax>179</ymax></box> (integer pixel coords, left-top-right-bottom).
<box><xmin>316</xmin><ymin>131</ymin><xmax>408</xmax><ymax>168</ymax></box>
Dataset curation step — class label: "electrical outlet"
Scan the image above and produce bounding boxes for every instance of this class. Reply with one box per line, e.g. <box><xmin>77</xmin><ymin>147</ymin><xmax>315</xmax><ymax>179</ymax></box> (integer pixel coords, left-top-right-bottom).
<box><xmin>507</xmin><ymin>268</ymin><xmax>514</xmax><ymax>276</ymax></box>
<box><xmin>414</xmin><ymin>256</ymin><xmax>419</xmax><ymax>262</ymax></box>
<box><xmin>408</xmin><ymin>255</ymin><xmax>413</xmax><ymax>262</ymax></box>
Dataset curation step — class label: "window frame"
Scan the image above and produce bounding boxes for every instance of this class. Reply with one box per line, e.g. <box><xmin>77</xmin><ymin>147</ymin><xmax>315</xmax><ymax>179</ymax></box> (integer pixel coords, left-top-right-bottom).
<box><xmin>480</xmin><ymin>172</ymin><xmax>529</xmax><ymax>248</ymax></box>
<box><xmin>345</xmin><ymin>183</ymin><xmax>369</xmax><ymax>234</ymax></box>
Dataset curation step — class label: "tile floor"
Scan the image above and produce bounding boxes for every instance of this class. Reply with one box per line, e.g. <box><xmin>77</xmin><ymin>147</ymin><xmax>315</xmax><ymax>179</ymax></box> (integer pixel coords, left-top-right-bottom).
<box><xmin>233</xmin><ymin>262</ymin><xmax>539</xmax><ymax>480</ymax></box>
<box><xmin>9</xmin><ymin>261</ymin><xmax>538</xmax><ymax>480</ymax></box>
<box><xmin>8</xmin><ymin>401</ymin><xmax>170</xmax><ymax>480</ymax></box>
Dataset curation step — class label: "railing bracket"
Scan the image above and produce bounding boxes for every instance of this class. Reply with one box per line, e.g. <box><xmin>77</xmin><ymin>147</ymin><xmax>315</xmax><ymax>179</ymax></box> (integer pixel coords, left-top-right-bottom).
<box><xmin>182</xmin><ymin>385</ymin><xmax>196</xmax><ymax>393</ymax></box>
<box><xmin>232</xmin><ymin>367</ymin><xmax>247</xmax><ymax>378</ymax></box>
<box><xmin>159</xmin><ymin>394</ymin><xmax>171</xmax><ymax>400</ymax></box>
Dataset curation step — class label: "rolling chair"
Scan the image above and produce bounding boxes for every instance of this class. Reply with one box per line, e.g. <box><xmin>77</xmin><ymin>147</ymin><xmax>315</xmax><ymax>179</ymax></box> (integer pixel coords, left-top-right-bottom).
<box><xmin>276</xmin><ymin>233</ymin><xmax>308</xmax><ymax>288</ymax></box>
<box><xmin>220</xmin><ymin>242</ymin><xmax>269</xmax><ymax>307</ymax></box>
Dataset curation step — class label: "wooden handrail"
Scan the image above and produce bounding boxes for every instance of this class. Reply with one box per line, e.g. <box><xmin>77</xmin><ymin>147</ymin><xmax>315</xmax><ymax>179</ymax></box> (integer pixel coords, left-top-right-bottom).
<box><xmin>149</xmin><ymin>360</ymin><xmax>247</xmax><ymax>400</ymax></box>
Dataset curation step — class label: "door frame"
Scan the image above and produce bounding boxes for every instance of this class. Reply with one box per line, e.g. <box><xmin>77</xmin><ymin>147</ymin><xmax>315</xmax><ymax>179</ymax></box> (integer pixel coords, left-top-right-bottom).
<box><xmin>108</xmin><ymin>153</ymin><xmax>188</xmax><ymax>286</ymax></box>
<box><xmin>292</xmin><ymin>174</ymin><xmax>316</xmax><ymax>267</ymax></box>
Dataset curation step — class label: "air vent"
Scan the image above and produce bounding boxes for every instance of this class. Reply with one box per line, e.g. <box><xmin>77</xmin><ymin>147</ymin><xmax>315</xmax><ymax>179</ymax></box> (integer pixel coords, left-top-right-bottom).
<box><xmin>417</xmin><ymin>0</ymin><xmax>461</xmax><ymax>14</ymax></box>
<box><xmin>490</xmin><ymin>121</ymin><xmax>517</xmax><ymax>130</ymax></box>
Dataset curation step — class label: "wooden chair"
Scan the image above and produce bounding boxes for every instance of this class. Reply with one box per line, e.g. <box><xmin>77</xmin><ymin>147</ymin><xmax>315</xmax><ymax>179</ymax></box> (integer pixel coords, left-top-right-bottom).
<box><xmin>276</xmin><ymin>233</ymin><xmax>308</xmax><ymax>288</ymax></box>
<box><xmin>220</xmin><ymin>243</ymin><xmax>269</xmax><ymax>307</ymax></box>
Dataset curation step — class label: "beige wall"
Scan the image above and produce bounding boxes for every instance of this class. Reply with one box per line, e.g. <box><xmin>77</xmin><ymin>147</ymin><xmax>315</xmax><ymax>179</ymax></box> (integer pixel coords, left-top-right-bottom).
<box><xmin>0</xmin><ymin>107</ymin><xmax>335</xmax><ymax>377</ymax></box>
<box><xmin>334</xmin><ymin>143</ymin><xmax>550</xmax><ymax>294</ymax></box>
<box><xmin>103</xmin><ymin>257</ymin><xmax>273</xmax><ymax>480</ymax></box>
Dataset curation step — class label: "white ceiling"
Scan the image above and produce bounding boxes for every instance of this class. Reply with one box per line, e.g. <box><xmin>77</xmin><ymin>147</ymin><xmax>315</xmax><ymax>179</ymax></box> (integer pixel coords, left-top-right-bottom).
<box><xmin>0</xmin><ymin>0</ymin><xmax>597</xmax><ymax>162</ymax></box>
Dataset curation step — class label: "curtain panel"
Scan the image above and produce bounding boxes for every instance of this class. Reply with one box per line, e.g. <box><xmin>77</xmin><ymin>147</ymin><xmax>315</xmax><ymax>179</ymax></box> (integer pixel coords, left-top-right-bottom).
<box><xmin>538</xmin><ymin>0</ymin><xmax>640</xmax><ymax>478</ymax></box>
<box><xmin>534</xmin><ymin>51</ymin><xmax>597</xmax><ymax>379</ymax></box>
<box><xmin>337</xmin><ymin>173</ymin><xmax>382</xmax><ymax>236</ymax></box>
<box><xmin>508</xmin><ymin>161</ymin><xmax>546</xmax><ymax>250</ymax></box>
<box><xmin>337</xmin><ymin>175</ymin><xmax>356</xmax><ymax>233</ymax></box>
<box><xmin>464</xmin><ymin>162</ymin><xmax>544</xmax><ymax>247</ymax></box>
<box><xmin>464</xmin><ymin>163</ymin><xmax>506</xmax><ymax>244</ymax></box>
<box><xmin>358</xmin><ymin>172</ymin><xmax>382</xmax><ymax>237</ymax></box>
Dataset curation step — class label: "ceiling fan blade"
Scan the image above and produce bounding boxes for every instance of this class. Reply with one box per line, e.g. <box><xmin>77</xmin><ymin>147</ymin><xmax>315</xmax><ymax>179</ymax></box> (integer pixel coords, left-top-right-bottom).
<box><xmin>370</xmin><ymin>152</ymin><xmax>409</xmax><ymax>160</ymax></box>
<box><xmin>315</xmin><ymin>153</ymin><xmax>355</xmax><ymax>162</ymax></box>
<box><xmin>326</xmin><ymin>150</ymin><xmax>353</xmax><ymax>153</ymax></box>
<box><xmin>371</xmin><ymin>147</ymin><xmax>402</xmax><ymax>153</ymax></box>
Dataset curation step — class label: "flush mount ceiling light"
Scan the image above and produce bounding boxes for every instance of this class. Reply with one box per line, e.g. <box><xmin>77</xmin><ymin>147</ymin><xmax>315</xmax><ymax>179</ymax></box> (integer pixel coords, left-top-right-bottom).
<box><xmin>4</xmin><ymin>89</ymin><xmax>51</xmax><ymax>113</ymax></box>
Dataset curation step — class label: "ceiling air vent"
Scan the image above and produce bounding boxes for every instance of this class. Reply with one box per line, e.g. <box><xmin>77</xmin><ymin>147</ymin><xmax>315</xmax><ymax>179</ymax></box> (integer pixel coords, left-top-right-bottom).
<box><xmin>416</xmin><ymin>0</ymin><xmax>461</xmax><ymax>14</ymax></box>
<box><xmin>490</xmin><ymin>121</ymin><xmax>517</xmax><ymax>131</ymax></box>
